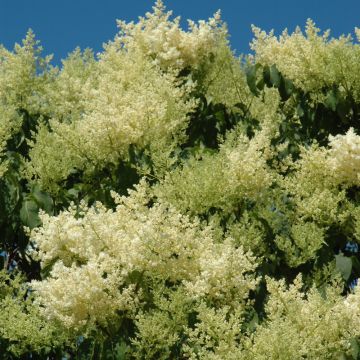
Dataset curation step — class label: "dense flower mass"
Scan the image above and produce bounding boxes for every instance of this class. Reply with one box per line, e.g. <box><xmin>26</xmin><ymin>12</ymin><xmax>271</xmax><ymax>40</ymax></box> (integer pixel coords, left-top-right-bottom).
<box><xmin>116</xmin><ymin>0</ymin><xmax>225</xmax><ymax>70</ymax></box>
<box><xmin>2</xmin><ymin>1</ymin><xmax>360</xmax><ymax>358</ymax></box>
<box><xmin>250</xmin><ymin>19</ymin><xmax>360</xmax><ymax>101</ymax></box>
<box><xmin>329</xmin><ymin>127</ymin><xmax>360</xmax><ymax>186</ymax></box>
<box><xmin>29</xmin><ymin>181</ymin><xmax>258</xmax><ymax>332</ymax></box>
<box><xmin>25</xmin><ymin>46</ymin><xmax>197</xmax><ymax>192</ymax></box>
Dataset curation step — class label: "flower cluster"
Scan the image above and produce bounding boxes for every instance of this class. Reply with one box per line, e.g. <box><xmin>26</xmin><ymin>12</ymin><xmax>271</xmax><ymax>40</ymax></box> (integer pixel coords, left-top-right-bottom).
<box><xmin>329</xmin><ymin>127</ymin><xmax>360</xmax><ymax>186</ymax></box>
<box><xmin>242</xmin><ymin>276</ymin><xmax>360</xmax><ymax>359</ymax></box>
<box><xmin>0</xmin><ymin>271</ymin><xmax>69</xmax><ymax>356</ymax></box>
<box><xmin>250</xmin><ymin>19</ymin><xmax>360</xmax><ymax>101</ymax></box>
<box><xmin>3</xmin><ymin>1</ymin><xmax>360</xmax><ymax>357</ymax></box>
<box><xmin>26</xmin><ymin>43</ymin><xmax>196</xmax><ymax>191</ymax></box>
<box><xmin>29</xmin><ymin>181</ymin><xmax>258</xmax><ymax>331</ymax></box>
<box><xmin>155</xmin><ymin>126</ymin><xmax>274</xmax><ymax>215</ymax></box>
<box><xmin>0</xmin><ymin>30</ymin><xmax>51</xmax><ymax>175</ymax></box>
<box><xmin>116</xmin><ymin>0</ymin><xmax>225</xmax><ymax>70</ymax></box>
<box><xmin>31</xmin><ymin>258</ymin><xmax>136</xmax><ymax>331</ymax></box>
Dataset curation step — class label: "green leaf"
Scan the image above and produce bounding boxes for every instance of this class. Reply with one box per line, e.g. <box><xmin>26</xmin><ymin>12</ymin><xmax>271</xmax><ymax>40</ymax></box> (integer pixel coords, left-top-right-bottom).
<box><xmin>256</xmin><ymin>77</ymin><xmax>265</xmax><ymax>91</ymax></box>
<box><xmin>269</xmin><ymin>64</ymin><xmax>281</xmax><ymax>87</ymax></box>
<box><xmin>296</xmin><ymin>104</ymin><xmax>305</xmax><ymax>118</ymax></box>
<box><xmin>31</xmin><ymin>185</ymin><xmax>53</xmax><ymax>214</ymax></box>
<box><xmin>20</xmin><ymin>199</ymin><xmax>41</xmax><ymax>229</ymax></box>
<box><xmin>246</xmin><ymin>64</ymin><xmax>261</xmax><ymax>96</ymax></box>
<box><xmin>284</xmin><ymin>79</ymin><xmax>295</xmax><ymax>95</ymax></box>
<box><xmin>350</xmin><ymin>338</ymin><xmax>359</xmax><ymax>359</ymax></box>
<box><xmin>279</xmin><ymin>78</ymin><xmax>295</xmax><ymax>100</ymax></box>
<box><xmin>246</xmin><ymin>311</ymin><xmax>259</xmax><ymax>332</ymax></box>
<box><xmin>351</xmin><ymin>256</ymin><xmax>360</xmax><ymax>273</ymax></box>
<box><xmin>40</xmin><ymin>257</ymin><xmax>59</xmax><ymax>279</ymax></box>
<box><xmin>114</xmin><ymin>341</ymin><xmax>130</xmax><ymax>360</ymax></box>
<box><xmin>335</xmin><ymin>253</ymin><xmax>352</xmax><ymax>281</ymax></box>
<box><xmin>67</xmin><ymin>188</ymin><xmax>80</xmax><ymax>199</ymax></box>
<box><xmin>0</xmin><ymin>169</ymin><xmax>21</xmax><ymax>215</ymax></box>
<box><xmin>324</xmin><ymin>89</ymin><xmax>339</xmax><ymax>111</ymax></box>
<box><xmin>336</xmin><ymin>97</ymin><xmax>351</xmax><ymax>121</ymax></box>
<box><xmin>263</xmin><ymin>65</ymin><xmax>271</xmax><ymax>87</ymax></box>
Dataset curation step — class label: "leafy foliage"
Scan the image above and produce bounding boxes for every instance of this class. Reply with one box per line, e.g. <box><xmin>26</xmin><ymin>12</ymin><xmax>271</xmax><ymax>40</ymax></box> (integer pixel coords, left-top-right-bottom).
<box><xmin>1</xmin><ymin>1</ymin><xmax>360</xmax><ymax>358</ymax></box>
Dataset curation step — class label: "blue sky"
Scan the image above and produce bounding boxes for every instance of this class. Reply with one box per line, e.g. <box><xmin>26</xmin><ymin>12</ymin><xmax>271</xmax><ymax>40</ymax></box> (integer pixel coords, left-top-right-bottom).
<box><xmin>1</xmin><ymin>1</ymin><xmax>360</xmax><ymax>65</ymax></box>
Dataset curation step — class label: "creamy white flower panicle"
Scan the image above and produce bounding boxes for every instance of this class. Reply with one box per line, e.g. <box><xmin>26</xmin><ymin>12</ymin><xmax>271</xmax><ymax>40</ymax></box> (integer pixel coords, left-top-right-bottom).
<box><xmin>0</xmin><ymin>104</ymin><xmax>21</xmax><ymax>176</ymax></box>
<box><xmin>243</xmin><ymin>276</ymin><xmax>360</xmax><ymax>359</ymax></box>
<box><xmin>250</xmin><ymin>19</ymin><xmax>360</xmax><ymax>101</ymax></box>
<box><xmin>250</xmin><ymin>20</ymin><xmax>330</xmax><ymax>91</ymax></box>
<box><xmin>328</xmin><ymin>127</ymin><xmax>360</xmax><ymax>186</ymax></box>
<box><xmin>224</xmin><ymin>133</ymin><xmax>274</xmax><ymax>200</ymax></box>
<box><xmin>26</xmin><ymin>45</ymin><xmax>196</xmax><ymax>191</ymax></box>
<box><xmin>182</xmin><ymin>303</ymin><xmax>245</xmax><ymax>359</ymax></box>
<box><xmin>43</xmin><ymin>48</ymin><xmax>98</xmax><ymax>122</ymax></box>
<box><xmin>31</xmin><ymin>257</ymin><xmax>136</xmax><ymax>331</ymax></box>
<box><xmin>0</xmin><ymin>30</ymin><xmax>52</xmax><ymax>176</ymax></box>
<box><xmin>116</xmin><ymin>0</ymin><xmax>225</xmax><ymax>70</ymax></box>
<box><xmin>81</xmin><ymin>48</ymin><xmax>196</xmax><ymax>162</ymax></box>
<box><xmin>274</xmin><ymin>222</ymin><xmax>325</xmax><ymax>267</ymax></box>
<box><xmin>155</xmin><ymin>124</ymin><xmax>275</xmax><ymax>216</ymax></box>
<box><xmin>30</xmin><ymin>201</ymin><xmax>111</xmax><ymax>267</ymax></box>
<box><xmin>184</xmin><ymin>239</ymin><xmax>258</xmax><ymax>304</ymax></box>
<box><xmin>0</xmin><ymin>30</ymin><xmax>52</xmax><ymax>114</ymax></box>
<box><xmin>29</xmin><ymin>180</ymin><xmax>258</xmax><ymax>330</ymax></box>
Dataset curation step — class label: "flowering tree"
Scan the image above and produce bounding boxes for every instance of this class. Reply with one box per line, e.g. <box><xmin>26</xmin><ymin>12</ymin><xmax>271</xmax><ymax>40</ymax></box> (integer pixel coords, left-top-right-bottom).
<box><xmin>1</xmin><ymin>1</ymin><xmax>360</xmax><ymax>358</ymax></box>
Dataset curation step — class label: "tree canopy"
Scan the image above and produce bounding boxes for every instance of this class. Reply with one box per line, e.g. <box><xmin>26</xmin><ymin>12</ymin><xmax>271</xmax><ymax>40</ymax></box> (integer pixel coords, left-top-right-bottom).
<box><xmin>2</xmin><ymin>1</ymin><xmax>360</xmax><ymax>358</ymax></box>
